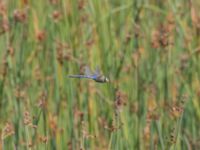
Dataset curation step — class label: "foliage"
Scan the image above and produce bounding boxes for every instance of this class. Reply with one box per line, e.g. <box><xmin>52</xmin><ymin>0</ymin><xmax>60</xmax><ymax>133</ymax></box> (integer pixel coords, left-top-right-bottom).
<box><xmin>0</xmin><ymin>0</ymin><xmax>200</xmax><ymax>149</ymax></box>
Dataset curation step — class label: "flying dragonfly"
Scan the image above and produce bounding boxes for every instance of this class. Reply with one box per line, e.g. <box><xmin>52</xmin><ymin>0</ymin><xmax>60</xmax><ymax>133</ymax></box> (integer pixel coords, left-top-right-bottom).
<box><xmin>68</xmin><ymin>66</ymin><xmax>109</xmax><ymax>83</ymax></box>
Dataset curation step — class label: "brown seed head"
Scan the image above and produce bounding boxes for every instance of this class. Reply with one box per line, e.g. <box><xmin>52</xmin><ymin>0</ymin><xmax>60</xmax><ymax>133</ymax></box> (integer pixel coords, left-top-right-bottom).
<box><xmin>13</xmin><ymin>9</ymin><xmax>27</xmax><ymax>23</ymax></box>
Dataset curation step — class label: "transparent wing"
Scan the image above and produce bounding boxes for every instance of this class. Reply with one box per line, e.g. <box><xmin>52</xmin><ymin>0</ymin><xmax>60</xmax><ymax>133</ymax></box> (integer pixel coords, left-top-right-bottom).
<box><xmin>84</xmin><ymin>66</ymin><xmax>92</xmax><ymax>76</ymax></box>
<box><xmin>94</xmin><ymin>66</ymin><xmax>101</xmax><ymax>76</ymax></box>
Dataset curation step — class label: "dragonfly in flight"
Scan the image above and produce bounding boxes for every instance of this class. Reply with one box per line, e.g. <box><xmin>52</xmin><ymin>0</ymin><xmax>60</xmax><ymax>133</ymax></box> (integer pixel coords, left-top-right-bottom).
<box><xmin>68</xmin><ymin>66</ymin><xmax>109</xmax><ymax>83</ymax></box>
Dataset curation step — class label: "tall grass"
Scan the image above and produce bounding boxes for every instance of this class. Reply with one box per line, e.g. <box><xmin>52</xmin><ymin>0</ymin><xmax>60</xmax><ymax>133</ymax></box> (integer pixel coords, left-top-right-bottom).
<box><xmin>0</xmin><ymin>0</ymin><xmax>200</xmax><ymax>149</ymax></box>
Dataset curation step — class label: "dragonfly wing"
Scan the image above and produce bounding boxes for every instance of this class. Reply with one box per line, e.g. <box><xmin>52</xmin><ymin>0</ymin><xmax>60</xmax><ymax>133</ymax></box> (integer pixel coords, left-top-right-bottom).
<box><xmin>84</xmin><ymin>66</ymin><xmax>92</xmax><ymax>76</ymax></box>
<box><xmin>94</xmin><ymin>66</ymin><xmax>101</xmax><ymax>76</ymax></box>
<box><xmin>84</xmin><ymin>66</ymin><xmax>100</xmax><ymax>80</ymax></box>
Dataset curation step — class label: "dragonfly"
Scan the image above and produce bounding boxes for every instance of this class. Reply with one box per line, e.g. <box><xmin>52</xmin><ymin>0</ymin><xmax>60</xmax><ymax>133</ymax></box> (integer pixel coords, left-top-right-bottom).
<box><xmin>68</xmin><ymin>66</ymin><xmax>109</xmax><ymax>83</ymax></box>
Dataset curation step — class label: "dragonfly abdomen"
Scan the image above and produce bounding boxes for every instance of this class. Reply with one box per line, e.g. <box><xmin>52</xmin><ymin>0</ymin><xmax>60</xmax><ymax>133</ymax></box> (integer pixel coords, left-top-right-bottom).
<box><xmin>68</xmin><ymin>75</ymin><xmax>94</xmax><ymax>79</ymax></box>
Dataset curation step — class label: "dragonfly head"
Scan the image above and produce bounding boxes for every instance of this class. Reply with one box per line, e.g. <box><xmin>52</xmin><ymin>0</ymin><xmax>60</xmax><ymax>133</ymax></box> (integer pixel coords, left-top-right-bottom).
<box><xmin>104</xmin><ymin>77</ymin><xmax>109</xmax><ymax>82</ymax></box>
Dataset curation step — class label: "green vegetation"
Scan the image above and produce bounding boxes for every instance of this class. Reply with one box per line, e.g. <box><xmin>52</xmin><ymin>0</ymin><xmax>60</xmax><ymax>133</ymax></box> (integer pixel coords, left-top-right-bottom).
<box><xmin>0</xmin><ymin>0</ymin><xmax>200</xmax><ymax>149</ymax></box>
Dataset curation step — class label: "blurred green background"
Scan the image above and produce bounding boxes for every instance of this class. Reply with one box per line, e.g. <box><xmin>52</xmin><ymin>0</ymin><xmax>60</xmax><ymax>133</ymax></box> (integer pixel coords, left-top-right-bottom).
<box><xmin>0</xmin><ymin>0</ymin><xmax>200</xmax><ymax>149</ymax></box>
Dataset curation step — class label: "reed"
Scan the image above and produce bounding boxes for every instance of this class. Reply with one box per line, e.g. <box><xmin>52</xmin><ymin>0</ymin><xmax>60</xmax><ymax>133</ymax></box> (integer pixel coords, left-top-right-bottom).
<box><xmin>0</xmin><ymin>0</ymin><xmax>199</xmax><ymax>149</ymax></box>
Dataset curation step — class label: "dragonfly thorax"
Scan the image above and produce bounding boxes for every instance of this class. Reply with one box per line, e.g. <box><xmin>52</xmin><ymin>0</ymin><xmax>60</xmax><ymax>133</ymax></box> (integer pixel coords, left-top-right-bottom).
<box><xmin>94</xmin><ymin>75</ymin><xmax>109</xmax><ymax>83</ymax></box>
